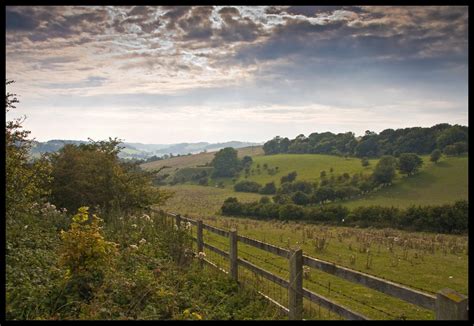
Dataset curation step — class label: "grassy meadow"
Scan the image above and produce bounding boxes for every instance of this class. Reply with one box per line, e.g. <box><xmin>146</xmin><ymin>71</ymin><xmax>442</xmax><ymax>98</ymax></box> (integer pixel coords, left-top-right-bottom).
<box><xmin>154</xmin><ymin>152</ymin><xmax>468</xmax><ymax>320</ymax></box>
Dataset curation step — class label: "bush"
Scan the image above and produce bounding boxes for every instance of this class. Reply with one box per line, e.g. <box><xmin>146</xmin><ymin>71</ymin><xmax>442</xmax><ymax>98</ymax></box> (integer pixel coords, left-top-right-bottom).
<box><xmin>291</xmin><ymin>191</ymin><xmax>310</xmax><ymax>205</ymax></box>
<box><xmin>221</xmin><ymin>197</ymin><xmax>243</xmax><ymax>215</ymax></box>
<box><xmin>279</xmin><ymin>204</ymin><xmax>304</xmax><ymax>220</ymax></box>
<box><xmin>280</xmin><ymin>171</ymin><xmax>297</xmax><ymax>183</ymax></box>
<box><xmin>234</xmin><ymin>180</ymin><xmax>262</xmax><ymax>193</ymax></box>
<box><xmin>59</xmin><ymin>207</ymin><xmax>118</xmax><ymax>300</ymax></box>
<box><xmin>50</xmin><ymin>139</ymin><xmax>170</xmax><ymax>216</ymax></box>
<box><xmin>260</xmin><ymin>181</ymin><xmax>277</xmax><ymax>195</ymax></box>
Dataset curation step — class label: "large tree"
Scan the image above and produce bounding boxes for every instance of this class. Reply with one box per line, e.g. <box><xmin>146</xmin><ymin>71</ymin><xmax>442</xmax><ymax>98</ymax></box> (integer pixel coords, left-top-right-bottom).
<box><xmin>372</xmin><ymin>155</ymin><xmax>397</xmax><ymax>185</ymax></box>
<box><xmin>210</xmin><ymin>147</ymin><xmax>241</xmax><ymax>178</ymax></box>
<box><xmin>49</xmin><ymin>138</ymin><xmax>169</xmax><ymax>215</ymax></box>
<box><xmin>398</xmin><ymin>153</ymin><xmax>423</xmax><ymax>176</ymax></box>
<box><xmin>430</xmin><ymin>149</ymin><xmax>442</xmax><ymax>164</ymax></box>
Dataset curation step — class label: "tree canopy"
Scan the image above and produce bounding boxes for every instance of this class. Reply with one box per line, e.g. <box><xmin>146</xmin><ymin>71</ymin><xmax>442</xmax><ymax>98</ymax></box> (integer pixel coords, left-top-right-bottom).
<box><xmin>398</xmin><ymin>153</ymin><xmax>423</xmax><ymax>176</ymax></box>
<box><xmin>210</xmin><ymin>147</ymin><xmax>242</xmax><ymax>178</ymax></box>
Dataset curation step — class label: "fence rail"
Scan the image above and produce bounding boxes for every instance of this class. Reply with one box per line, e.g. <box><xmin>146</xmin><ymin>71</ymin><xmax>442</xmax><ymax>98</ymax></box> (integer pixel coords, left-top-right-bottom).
<box><xmin>155</xmin><ymin>210</ymin><xmax>468</xmax><ymax>320</ymax></box>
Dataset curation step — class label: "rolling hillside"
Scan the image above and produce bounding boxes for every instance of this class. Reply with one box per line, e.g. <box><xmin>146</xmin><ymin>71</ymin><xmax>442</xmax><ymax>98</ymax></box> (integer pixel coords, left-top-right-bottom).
<box><xmin>341</xmin><ymin>156</ymin><xmax>468</xmax><ymax>208</ymax></box>
<box><xmin>141</xmin><ymin>146</ymin><xmax>264</xmax><ymax>172</ymax></box>
<box><xmin>155</xmin><ymin>151</ymin><xmax>467</xmax><ymax>209</ymax></box>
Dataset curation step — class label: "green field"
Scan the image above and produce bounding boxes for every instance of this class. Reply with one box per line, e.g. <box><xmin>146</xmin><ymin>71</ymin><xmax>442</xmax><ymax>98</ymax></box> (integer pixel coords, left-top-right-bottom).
<box><xmin>157</xmin><ymin>185</ymin><xmax>468</xmax><ymax>320</ymax></box>
<box><xmin>162</xmin><ymin>152</ymin><xmax>467</xmax><ymax>209</ymax></box>
<box><xmin>154</xmin><ymin>152</ymin><xmax>468</xmax><ymax>320</ymax></box>
<box><xmin>342</xmin><ymin>156</ymin><xmax>468</xmax><ymax>208</ymax></box>
<box><xmin>231</xmin><ymin>154</ymin><xmax>377</xmax><ymax>186</ymax></box>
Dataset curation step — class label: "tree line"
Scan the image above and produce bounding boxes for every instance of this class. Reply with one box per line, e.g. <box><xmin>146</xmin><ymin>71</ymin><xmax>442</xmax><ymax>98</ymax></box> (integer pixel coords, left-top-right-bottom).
<box><xmin>263</xmin><ymin>124</ymin><xmax>468</xmax><ymax>157</ymax></box>
<box><xmin>221</xmin><ymin>198</ymin><xmax>467</xmax><ymax>234</ymax></box>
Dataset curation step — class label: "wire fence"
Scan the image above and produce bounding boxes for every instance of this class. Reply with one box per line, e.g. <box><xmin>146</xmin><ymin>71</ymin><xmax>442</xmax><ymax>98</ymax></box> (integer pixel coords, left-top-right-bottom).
<box><xmin>156</xmin><ymin>210</ymin><xmax>468</xmax><ymax>321</ymax></box>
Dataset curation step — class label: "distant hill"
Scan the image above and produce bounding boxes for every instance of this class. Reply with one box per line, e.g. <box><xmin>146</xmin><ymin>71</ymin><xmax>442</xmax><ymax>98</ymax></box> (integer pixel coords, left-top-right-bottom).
<box><xmin>29</xmin><ymin>139</ymin><xmax>262</xmax><ymax>160</ymax></box>
<box><xmin>140</xmin><ymin>146</ymin><xmax>264</xmax><ymax>172</ymax></box>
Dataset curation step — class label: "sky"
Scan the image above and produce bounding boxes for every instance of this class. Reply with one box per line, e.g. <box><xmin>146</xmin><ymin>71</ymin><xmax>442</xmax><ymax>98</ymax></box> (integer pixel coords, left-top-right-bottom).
<box><xmin>5</xmin><ymin>6</ymin><xmax>469</xmax><ymax>144</ymax></box>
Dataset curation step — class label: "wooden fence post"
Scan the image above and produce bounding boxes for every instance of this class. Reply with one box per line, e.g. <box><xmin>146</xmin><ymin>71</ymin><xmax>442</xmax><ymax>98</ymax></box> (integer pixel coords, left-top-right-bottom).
<box><xmin>229</xmin><ymin>228</ymin><xmax>238</xmax><ymax>282</ymax></box>
<box><xmin>435</xmin><ymin>288</ymin><xmax>468</xmax><ymax>320</ymax></box>
<box><xmin>176</xmin><ymin>214</ymin><xmax>181</xmax><ymax>229</ymax></box>
<box><xmin>289</xmin><ymin>248</ymin><xmax>303</xmax><ymax>320</ymax></box>
<box><xmin>197</xmin><ymin>220</ymin><xmax>204</xmax><ymax>268</ymax></box>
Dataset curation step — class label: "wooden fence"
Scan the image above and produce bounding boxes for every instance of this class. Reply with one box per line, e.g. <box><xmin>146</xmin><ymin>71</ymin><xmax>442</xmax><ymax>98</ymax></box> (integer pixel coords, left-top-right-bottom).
<box><xmin>153</xmin><ymin>210</ymin><xmax>468</xmax><ymax>320</ymax></box>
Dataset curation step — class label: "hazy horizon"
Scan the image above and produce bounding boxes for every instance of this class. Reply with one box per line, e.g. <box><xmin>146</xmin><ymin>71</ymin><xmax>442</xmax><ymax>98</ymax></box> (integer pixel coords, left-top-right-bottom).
<box><xmin>6</xmin><ymin>6</ymin><xmax>468</xmax><ymax>144</ymax></box>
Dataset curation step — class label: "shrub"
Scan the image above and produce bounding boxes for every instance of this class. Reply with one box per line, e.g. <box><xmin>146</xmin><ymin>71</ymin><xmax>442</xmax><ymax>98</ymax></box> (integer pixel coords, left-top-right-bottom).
<box><xmin>280</xmin><ymin>171</ymin><xmax>297</xmax><ymax>183</ymax></box>
<box><xmin>59</xmin><ymin>207</ymin><xmax>118</xmax><ymax>300</ymax></box>
<box><xmin>291</xmin><ymin>191</ymin><xmax>310</xmax><ymax>205</ymax></box>
<box><xmin>260</xmin><ymin>181</ymin><xmax>277</xmax><ymax>195</ymax></box>
<box><xmin>279</xmin><ymin>204</ymin><xmax>304</xmax><ymax>220</ymax></box>
<box><xmin>221</xmin><ymin>197</ymin><xmax>243</xmax><ymax>215</ymax></box>
<box><xmin>234</xmin><ymin>180</ymin><xmax>262</xmax><ymax>193</ymax></box>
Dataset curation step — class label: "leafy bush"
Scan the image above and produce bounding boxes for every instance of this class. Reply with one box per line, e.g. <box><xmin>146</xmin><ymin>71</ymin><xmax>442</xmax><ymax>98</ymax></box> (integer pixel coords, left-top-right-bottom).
<box><xmin>49</xmin><ymin>139</ymin><xmax>170</xmax><ymax>216</ymax></box>
<box><xmin>234</xmin><ymin>180</ymin><xmax>262</xmax><ymax>193</ymax></box>
<box><xmin>59</xmin><ymin>207</ymin><xmax>118</xmax><ymax>300</ymax></box>
<box><xmin>280</xmin><ymin>171</ymin><xmax>297</xmax><ymax>183</ymax></box>
<box><xmin>260</xmin><ymin>181</ymin><xmax>277</xmax><ymax>194</ymax></box>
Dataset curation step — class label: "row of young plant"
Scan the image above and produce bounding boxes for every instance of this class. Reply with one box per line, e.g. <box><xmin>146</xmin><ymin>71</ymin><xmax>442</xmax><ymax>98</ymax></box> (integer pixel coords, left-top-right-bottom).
<box><xmin>234</xmin><ymin>153</ymin><xmax>426</xmax><ymax>205</ymax></box>
<box><xmin>221</xmin><ymin>197</ymin><xmax>468</xmax><ymax>234</ymax></box>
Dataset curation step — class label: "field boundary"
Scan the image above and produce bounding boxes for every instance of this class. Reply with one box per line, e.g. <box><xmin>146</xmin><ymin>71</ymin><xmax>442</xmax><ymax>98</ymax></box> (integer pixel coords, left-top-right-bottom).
<box><xmin>153</xmin><ymin>209</ymin><xmax>468</xmax><ymax>320</ymax></box>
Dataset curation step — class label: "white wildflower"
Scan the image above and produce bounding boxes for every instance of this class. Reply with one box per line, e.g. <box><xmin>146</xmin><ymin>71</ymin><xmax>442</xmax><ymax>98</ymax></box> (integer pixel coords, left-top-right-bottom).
<box><xmin>303</xmin><ymin>266</ymin><xmax>311</xmax><ymax>279</ymax></box>
<box><xmin>449</xmin><ymin>276</ymin><xmax>453</xmax><ymax>279</ymax></box>
<box><xmin>394</xmin><ymin>237</ymin><xmax>399</xmax><ymax>242</ymax></box>
<box><xmin>62</xmin><ymin>208</ymin><xmax>67</xmax><ymax>213</ymax></box>
<box><xmin>24</xmin><ymin>225</ymin><xmax>29</xmax><ymax>229</ymax></box>
<box><xmin>50</xmin><ymin>204</ymin><xmax>56</xmax><ymax>210</ymax></box>
<box><xmin>130</xmin><ymin>244</ymin><xmax>139</xmax><ymax>250</ymax></box>
<box><xmin>139</xmin><ymin>238</ymin><xmax>147</xmax><ymax>245</ymax></box>
<box><xmin>131</xmin><ymin>224</ymin><xmax>137</xmax><ymax>228</ymax></box>
<box><xmin>197</xmin><ymin>251</ymin><xmax>206</xmax><ymax>259</ymax></box>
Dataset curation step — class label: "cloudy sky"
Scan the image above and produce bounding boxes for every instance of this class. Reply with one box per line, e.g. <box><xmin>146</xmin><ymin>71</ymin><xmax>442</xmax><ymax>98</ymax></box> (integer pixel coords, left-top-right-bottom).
<box><xmin>6</xmin><ymin>6</ymin><xmax>468</xmax><ymax>144</ymax></box>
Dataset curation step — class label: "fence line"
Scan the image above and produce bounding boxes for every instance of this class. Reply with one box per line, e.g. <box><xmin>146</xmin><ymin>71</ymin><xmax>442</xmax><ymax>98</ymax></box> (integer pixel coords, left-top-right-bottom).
<box><xmin>155</xmin><ymin>210</ymin><xmax>468</xmax><ymax>320</ymax></box>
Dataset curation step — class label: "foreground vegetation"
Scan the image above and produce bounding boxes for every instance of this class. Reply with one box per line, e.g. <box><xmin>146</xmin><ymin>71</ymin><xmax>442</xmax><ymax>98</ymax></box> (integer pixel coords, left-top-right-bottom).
<box><xmin>5</xmin><ymin>81</ymin><xmax>279</xmax><ymax>320</ymax></box>
<box><xmin>6</xmin><ymin>205</ymin><xmax>281</xmax><ymax>320</ymax></box>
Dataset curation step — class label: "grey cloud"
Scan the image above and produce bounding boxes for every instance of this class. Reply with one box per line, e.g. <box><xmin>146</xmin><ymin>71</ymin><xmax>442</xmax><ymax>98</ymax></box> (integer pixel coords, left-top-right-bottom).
<box><xmin>216</xmin><ymin>7</ymin><xmax>267</xmax><ymax>43</ymax></box>
<box><xmin>6</xmin><ymin>7</ymin><xmax>40</xmax><ymax>30</ymax></box>
<box><xmin>162</xmin><ymin>6</ymin><xmax>192</xmax><ymax>30</ymax></box>
<box><xmin>177</xmin><ymin>6</ymin><xmax>214</xmax><ymax>41</ymax></box>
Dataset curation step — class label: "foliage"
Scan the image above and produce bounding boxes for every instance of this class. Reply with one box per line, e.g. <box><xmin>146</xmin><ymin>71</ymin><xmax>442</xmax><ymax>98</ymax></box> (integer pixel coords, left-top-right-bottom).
<box><xmin>59</xmin><ymin>207</ymin><xmax>118</xmax><ymax>300</ymax></box>
<box><xmin>361</xmin><ymin>157</ymin><xmax>370</xmax><ymax>167</ymax></box>
<box><xmin>436</xmin><ymin>126</ymin><xmax>468</xmax><ymax>149</ymax></box>
<box><xmin>372</xmin><ymin>155</ymin><xmax>396</xmax><ymax>185</ymax></box>
<box><xmin>397</xmin><ymin>153</ymin><xmax>423</xmax><ymax>176</ymax></box>
<box><xmin>221</xmin><ymin>198</ymin><xmax>468</xmax><ymax>234</ymax></box>
<box><xmin>6</xmin><ymin>80</ymin><xmax>52</xmax><ymax>221</ymax></box>
<box><xmin>280</xmin><ymin>171</ymin><xmax>297</xmax><ymax>183</ymax></box>
<box><xmin>259</xmin><ymin>181</ymin><xmax>277</xmax><ymax>195</ymax></box>
<box><xmin>210</xmin><ymin>147</ymin><xmax>241</xmax><ymax>178</ymax></box>
<box><xmin>262</xmin><ymin>124</ymin><xmax>468</xmax><ymax>158</ymax></box>
<box><xmin>234</xmin><ymin>180</ymin><xmax>262</xmax><ymax>193</ymax></box>
<box><xmin>430</xmin><ymin>149</ymin><xmax>442</xmax><ymax>163</ymax></box>
<box><xmin>49</xmin><ymin>139</ymin><xmax>170</xmax><ymax>215</ymax></box>
<box><xmin>443</xmin><ymin>142</ymin><xmax>467</xmax><ymax>156</ymax></box>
